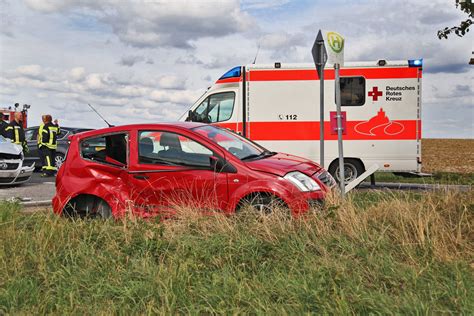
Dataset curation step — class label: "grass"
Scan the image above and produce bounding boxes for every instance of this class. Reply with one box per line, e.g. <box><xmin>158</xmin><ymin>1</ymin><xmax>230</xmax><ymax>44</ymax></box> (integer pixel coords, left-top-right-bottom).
<box><xmin>1</xmin><ymin>189</ymin><xmax>473</xmax><ymax>314</ymax></box>
<box><xmin>366</xmin><ymin>171</ymin><xmax>474</xmax><ymax>185</ymax></box>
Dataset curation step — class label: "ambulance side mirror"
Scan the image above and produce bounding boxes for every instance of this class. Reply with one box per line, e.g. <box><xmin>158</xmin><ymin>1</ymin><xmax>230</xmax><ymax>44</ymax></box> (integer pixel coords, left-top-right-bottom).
<box><xmin>186</xmin><ymin>110</ymin><xmax>193</xmax><ymax>122</ymax></box>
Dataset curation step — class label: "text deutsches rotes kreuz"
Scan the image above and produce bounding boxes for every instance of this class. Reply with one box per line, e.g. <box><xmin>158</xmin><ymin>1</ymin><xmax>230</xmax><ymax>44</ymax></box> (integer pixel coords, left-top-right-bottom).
<box><xmin>385</xmin><ymin>86</ymin><xmax>415</xmax><ymax>101</ymax></box>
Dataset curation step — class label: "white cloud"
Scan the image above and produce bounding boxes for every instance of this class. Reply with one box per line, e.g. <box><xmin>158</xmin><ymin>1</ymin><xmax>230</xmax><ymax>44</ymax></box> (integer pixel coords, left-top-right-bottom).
<box><xmin>118</xmin><ymin>55</ymin><xmax>145</xmax><ymax>67</ymax></box>
<box><xmin>0</xmin><ymin>63</ymin><xmax>200</xmax><ymax>127</ymax></box>
<box><xmin>16</xmin><ymin>64</ymin><xmax>43</xmax><ymax>79</ymax></box>
<box><xmin>241</xmin><ymin>0</ymin><xmax>290</xmax><ymax>10</ymax></box>
<box><xmin>70</xmin><ymin>67</ymin><xmax>86</xmax><ymax>81</ymax></box>
<box><xmin>24</xmin><ymin>0</ymin><xmax>256</xmax><ymax>48</ymax></box>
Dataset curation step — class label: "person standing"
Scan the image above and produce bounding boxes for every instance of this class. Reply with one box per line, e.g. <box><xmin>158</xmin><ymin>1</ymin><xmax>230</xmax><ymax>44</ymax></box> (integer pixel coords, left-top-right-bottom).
<box><xmin>0</xmin><ymin>116</ymin><xmax>8</xmax><ymax>138</ymax></box>
<box><xmin>4</xmin><ymin>112</ymin><xmax>28</xmax><ymax>153</ymax></box>
<box><xmin>38</xmin><ymin>115</ymin><xmax>60</xmax><ymax>177</ymax></box>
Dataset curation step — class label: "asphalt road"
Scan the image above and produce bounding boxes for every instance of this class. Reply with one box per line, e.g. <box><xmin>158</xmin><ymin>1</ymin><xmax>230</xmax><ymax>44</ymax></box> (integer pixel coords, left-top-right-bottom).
<box><xmin>0</xmin><ymin>172</ymin><xmax>56</xmax><ymax>203</ymax></box>
<box><xmin>0</xmin><ymin>173</ymin><xmax>471</xmax><ymax>207</ymax></box>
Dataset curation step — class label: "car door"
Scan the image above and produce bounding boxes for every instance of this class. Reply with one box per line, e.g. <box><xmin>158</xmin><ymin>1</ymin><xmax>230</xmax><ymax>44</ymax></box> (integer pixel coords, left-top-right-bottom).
<box><xmin>128</xmin><ymin>128</ymin><xmax>229</xmax><ymax>217</ymax></box>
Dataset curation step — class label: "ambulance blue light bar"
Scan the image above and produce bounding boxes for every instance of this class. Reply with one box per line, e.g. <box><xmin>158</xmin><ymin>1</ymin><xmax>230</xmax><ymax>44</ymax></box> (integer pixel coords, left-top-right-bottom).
<box><xmin>408</xmin><ymin>59</ymin><xmax>423</xmax><ymax>67</ymax></box>
<box><xmin>219</xmin><ymin>66</ymin><xmax>241</xmax><ymax>80</ymax></box>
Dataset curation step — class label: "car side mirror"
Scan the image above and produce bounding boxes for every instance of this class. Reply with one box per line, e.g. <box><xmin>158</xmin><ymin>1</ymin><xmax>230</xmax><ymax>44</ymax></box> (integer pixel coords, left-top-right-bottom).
<box><xmin>209</xmin><ymin>156</ymin><xmax>237</xmax><ymax>173</ymax></box>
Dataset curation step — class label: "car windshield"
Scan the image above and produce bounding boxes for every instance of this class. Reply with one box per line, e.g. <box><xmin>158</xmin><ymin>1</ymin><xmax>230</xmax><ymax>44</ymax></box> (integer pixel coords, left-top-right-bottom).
<box><xmin>193</xmin><ymin>125</ymin><xmax>273</xmax><ymax>161</ymax></box>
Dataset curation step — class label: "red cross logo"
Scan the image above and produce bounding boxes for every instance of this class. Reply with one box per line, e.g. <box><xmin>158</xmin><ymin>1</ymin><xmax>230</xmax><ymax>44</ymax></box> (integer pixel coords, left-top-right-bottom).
<box><xmin>368</xmin><ymin>87</ymin><xmax>383</xmax><ymax>101</ymax></box>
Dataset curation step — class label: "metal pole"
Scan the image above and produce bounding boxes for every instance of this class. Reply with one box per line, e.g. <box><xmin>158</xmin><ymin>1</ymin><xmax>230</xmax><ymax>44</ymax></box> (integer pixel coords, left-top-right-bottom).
<box><xmin>319</xmin><ymin>42</ymin><xmax>325</xmax><ymax>168</ymax></box>
<box><xmin>334</xmin><ymin>63</ymin><xmax>345</xmax><ymax>197</ymax></box>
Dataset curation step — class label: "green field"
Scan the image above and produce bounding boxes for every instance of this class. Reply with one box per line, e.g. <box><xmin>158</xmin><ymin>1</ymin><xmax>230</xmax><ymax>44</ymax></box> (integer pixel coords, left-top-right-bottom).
<box><xmin>1</xmin><ymin>190</ymin><xmax>473</xmax><ymax>314</ymax></box>
<box><xmin>366</xmin><ymin>171</ymin><xmax>474</xmax><ymax>185</ymax></box>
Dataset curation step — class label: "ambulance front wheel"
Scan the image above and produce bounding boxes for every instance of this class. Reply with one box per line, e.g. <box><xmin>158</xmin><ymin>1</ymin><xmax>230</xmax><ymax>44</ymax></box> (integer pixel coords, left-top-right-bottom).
<box><xmin>328</xmin><ymin>159</ymin><xmax>364</xmax><ymax>185</ymax></box>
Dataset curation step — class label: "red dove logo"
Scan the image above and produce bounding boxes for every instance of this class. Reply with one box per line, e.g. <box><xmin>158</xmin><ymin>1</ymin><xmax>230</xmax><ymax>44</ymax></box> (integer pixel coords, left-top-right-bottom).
<box><xmin>354</xmin><ymin>108</ymin><xmax>404</xmax><ymax>136</ymax></box>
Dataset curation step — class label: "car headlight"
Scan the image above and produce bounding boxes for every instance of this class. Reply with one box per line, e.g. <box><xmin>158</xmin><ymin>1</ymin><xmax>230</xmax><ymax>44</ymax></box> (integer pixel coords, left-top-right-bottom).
<box><xmin>284</xmin><ymin>171</ymin><xmax>321</xmax><ymax>192</ymax></box>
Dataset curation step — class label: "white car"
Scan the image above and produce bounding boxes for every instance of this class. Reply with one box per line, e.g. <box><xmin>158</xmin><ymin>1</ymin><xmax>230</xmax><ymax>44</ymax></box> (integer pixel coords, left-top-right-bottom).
<box><xmin>0</xmin><ymin>136</ymin><xmax>35</xmax><ymax>186</ymax></box>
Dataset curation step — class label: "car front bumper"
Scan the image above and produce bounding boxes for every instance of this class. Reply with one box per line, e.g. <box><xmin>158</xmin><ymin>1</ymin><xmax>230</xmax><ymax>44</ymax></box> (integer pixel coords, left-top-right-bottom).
<box><xmin>0</xmin><ymin>159</ymin><xmax>35</xmax><ymax>185</ymax></box>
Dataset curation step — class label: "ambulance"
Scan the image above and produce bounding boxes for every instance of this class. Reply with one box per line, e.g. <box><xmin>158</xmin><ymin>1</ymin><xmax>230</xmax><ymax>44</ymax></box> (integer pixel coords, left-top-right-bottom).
<box><xmin>180</xmin><ymin>59</ymin><xmax>423</xmax><ymax>183</ymax></box>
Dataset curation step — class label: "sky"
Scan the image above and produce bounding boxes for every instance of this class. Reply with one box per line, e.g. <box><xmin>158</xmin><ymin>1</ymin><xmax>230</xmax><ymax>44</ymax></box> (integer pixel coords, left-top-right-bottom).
<box><xmin>0</xmin><ymin>0</ymin><xmax>473</xmax><ymax>138</ymax></box>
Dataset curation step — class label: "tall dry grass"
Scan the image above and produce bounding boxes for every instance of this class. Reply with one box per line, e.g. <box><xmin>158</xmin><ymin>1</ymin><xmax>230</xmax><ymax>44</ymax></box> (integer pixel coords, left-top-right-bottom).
<box><xmin>1</xmin><ymin>189</ymin><xmax>473</xmax><ymax>314</ymax></box>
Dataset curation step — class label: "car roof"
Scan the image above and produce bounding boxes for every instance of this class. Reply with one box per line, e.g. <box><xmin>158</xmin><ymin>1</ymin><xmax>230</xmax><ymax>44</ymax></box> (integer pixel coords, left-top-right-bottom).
<box><xmin>27</xmin><ymin>126</ymin><xmax>93</xmax><ymax>131</ymax></box>
<box><xmin>71</xmin><ymin>122</ymin><xmax>208</xmax><ymax>139</ymax></box>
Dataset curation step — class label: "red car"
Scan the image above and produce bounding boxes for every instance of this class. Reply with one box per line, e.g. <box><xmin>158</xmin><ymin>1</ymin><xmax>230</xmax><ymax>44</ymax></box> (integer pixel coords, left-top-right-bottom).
<box><xmin>53</xmin><ymin>123</ymin><xmax>333</xmax><ymax>218</ymax></box>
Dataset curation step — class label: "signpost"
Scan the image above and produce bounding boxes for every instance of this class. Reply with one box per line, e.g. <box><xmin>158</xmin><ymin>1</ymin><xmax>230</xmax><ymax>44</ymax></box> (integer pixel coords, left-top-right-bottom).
<box><xmin>311</xmin><ymin>31</ymin><xmax>327</xmax><ymax>168</ymax></box>
<box><xmin>312</xmin><ymin>30</ymin><xmax>346</xmax><ymax>197</ymax></box>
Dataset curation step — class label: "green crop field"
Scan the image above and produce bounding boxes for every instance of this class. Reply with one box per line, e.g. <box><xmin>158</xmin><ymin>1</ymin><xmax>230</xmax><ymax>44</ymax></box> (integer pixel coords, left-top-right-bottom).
<box><xmin>1</xmin><ymin>190</ymin><xmax>473</xmax><ymax>314</ymax></box>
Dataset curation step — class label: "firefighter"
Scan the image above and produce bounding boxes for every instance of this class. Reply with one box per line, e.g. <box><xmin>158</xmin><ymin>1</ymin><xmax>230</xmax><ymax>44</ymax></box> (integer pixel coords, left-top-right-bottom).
<box><xmin>4</xmin><ymin>112</ymin><xmax>28</xmax><ymax>152</ymax></box>
<box><xmin>0</xmin><ymin>116</ymin><xmax>8</xmax><ymax>137</ymax></box>
<box><xmin>38</xmin><ymin>115</ymin><xmax>60</xmax><ymax>177</ymax></box>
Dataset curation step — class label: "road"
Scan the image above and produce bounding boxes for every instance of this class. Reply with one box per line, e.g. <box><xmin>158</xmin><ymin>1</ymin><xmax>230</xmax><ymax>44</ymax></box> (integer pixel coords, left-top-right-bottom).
<box><xmin>0</xmin><ymin>172</ymin><xmax>55</xmax><ymax>204</ymax></box>
<box><xmin>0</xmin><ymin>173</ymin><xmax>471</xmax><ymax>208</ymax></box>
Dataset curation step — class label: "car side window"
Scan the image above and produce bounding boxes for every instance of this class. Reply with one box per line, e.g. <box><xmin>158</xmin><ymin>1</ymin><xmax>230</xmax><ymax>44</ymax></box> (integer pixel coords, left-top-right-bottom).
<box><xmin>138</xmin><ymin>131</ymin><xmax>213</xmax><ymax>168</ymax></box>
<box><xmin>25</xmin><ymin>129</ymin><xmax>36</xmax><ymax>141</ymax></box>
<box><xmin>340</xmin><ymin>76</ymin><xmax>365</xmax><ymax>106</ymax></box>
<box><xmin>81</xmin><ymin>133</ymin><xmax>128</xmax><ymax>168</ymax></box>
<box><xmin>57</xmin><ymin>129</ymin><xmax>68</xmax><ymax>140</ymax></box>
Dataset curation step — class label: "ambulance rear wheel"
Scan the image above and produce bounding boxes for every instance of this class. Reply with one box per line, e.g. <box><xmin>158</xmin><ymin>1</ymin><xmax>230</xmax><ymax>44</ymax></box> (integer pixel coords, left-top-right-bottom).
<box><xmin>329</xmin><ymin>159</ymin><xmax>364</xmax><ymax>185</ymax></box>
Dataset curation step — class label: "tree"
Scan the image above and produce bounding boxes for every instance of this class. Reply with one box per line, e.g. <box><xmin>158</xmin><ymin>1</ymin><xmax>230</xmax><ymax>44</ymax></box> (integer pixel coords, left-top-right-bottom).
<box><xmin>438</xmin><ymin>0</ymin><xmax>473</xmax><ymax>39</ymax></box>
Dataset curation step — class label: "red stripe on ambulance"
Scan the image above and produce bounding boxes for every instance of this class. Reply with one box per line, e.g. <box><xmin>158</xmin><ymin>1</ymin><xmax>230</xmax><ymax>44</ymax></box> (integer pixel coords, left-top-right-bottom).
<box><xmin>245</xmin><ymin>67</ymin><xmax>419</xmax><ymax>82</ymax></box>
<box><xmin>217</xmin><ymin>120</ymin><xmax>420</xmax><ymax>141</ymax></box>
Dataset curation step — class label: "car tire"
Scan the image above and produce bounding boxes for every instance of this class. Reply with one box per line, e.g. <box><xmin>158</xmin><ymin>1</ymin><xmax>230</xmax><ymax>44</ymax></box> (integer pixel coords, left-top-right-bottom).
<box><xmin>64</xmin><ymin>195</ymin><xmax>112</xmax><ymax>219</ymax></box>
<box><xmin>55</xmin><ymin>153</ymin><xmax>65</xmax><ymax>169</ymax></box>
<box><xmin>89</xmin><ymin>199</ymin><xmax>112</xmax><ymax>219</ymax></box>
<box><xmin>328</xmin><ymin>159</ymin><xmax>364</xmax><ymax>185</ymax></box>
<box><xmin>239</xmin><ymin>194</ymin><xmax>287</xmax><ymax>215</ymax></box>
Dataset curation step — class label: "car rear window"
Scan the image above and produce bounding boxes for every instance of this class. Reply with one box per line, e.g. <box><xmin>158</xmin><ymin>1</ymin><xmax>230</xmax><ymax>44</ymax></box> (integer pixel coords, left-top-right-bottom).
<box><xmin>81</xmin><ymin>133</ymin><xmax>128</xmax><ymax>167</ymax></box>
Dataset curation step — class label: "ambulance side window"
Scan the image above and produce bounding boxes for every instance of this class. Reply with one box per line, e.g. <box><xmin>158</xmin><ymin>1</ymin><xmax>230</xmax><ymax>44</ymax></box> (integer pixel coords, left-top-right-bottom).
<box><xmin>340</xmin><ymin>77</ymin><xmax>365</xmax><ymax>106</ymax></box>
<box><xmin>207</xmin><ymin>92</ymin><xmax>235</xmax><ymax>123</ymax></box>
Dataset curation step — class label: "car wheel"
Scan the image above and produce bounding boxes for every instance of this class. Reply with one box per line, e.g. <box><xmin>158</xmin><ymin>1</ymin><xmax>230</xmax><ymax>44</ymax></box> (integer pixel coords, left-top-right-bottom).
<box><xmin>239</xmin><ymin>194</ymin><xmax>287</xmax><ymax>215</ymax></box>
<box><xmin>89</xmin><ymin>199</ymin><xmax>112</xmax><ymax>219</ymax></box>
<box><xmin>329</xmin><ymin>159</ymin><xmax>364</xmax><ymax>185</ymax></box>
<box><xmin>64</xmin><ymin>195</ymin><xmax>112</xmax><ymax>219</ymax></box>
<box><xmin>55</xmin><ymin>153</ymin><xmax>65</xmax><ymax>169</ymax></box>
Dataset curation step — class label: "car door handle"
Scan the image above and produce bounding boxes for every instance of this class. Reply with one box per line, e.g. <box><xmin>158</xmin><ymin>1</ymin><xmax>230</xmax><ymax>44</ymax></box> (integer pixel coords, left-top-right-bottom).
<box><xmin>133</xmin><ymin>175</ymin><xmax>149</xmax><ymax>180</ymax></box>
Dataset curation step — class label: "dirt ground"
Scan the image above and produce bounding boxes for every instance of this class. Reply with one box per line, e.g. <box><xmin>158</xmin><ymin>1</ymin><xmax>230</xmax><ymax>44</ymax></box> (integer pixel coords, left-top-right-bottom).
<box><xmin>422</xmin><ymin>139</ymin><xmax>474</xmax><ymax>174</ymax></box>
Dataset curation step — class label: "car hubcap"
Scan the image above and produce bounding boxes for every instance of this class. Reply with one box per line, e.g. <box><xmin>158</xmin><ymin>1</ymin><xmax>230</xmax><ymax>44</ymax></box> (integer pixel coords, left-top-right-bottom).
<box><xmin>253</xmin><ymin>203</ymin><xmax>273</xmax><ymax>214</ymax></box>
<box><xmin>55</xmin><ymin>155</ymin><xmax>64</xmax><ymax>168</ymax></box>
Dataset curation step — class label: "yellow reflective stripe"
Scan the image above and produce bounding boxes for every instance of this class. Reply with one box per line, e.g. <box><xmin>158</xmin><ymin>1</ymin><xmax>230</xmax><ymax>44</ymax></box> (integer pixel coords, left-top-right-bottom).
<box><xmin>14</xmin><ymin>128</ymin><xmax>20</xmax><ymax>144</ymax></box>
<box><xmin>38</xmin><ymin>124</ymin><xmax>44</xmax><ymax>144</ymax></box>
<box><xmin>44</xmin><ymin>156</ymin><xmax>57</xmax><ymax>170</ymax></box>
<box><xmin>47</xmin><ymin>127</ymin><xmax>58</xmax><ymax>145</ymax></box>
<box><xmin>48</xmin><ymin>130</ymin><xmax>54</xmax><ymax>145</ymax></box>
<box><xmin>5</xmin><ymin>126</ymin><xmax>12</xmax><ymax>131</ymax></box>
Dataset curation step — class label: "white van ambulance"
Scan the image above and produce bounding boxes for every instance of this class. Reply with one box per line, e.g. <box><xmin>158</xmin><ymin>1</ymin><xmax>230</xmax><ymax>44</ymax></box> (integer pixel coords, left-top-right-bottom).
<box><xmin>180</xmin><ymin>59</ymin><xmax>423</xmax><ymax>182</ymax></box>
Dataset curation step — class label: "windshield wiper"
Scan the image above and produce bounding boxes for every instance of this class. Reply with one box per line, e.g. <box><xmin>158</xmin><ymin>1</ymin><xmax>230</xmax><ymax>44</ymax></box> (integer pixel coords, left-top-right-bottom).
<box><xmin>241</xmin><ymin>151</ymin><xmax>276</xmax><ymax>161</ymax></box>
